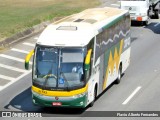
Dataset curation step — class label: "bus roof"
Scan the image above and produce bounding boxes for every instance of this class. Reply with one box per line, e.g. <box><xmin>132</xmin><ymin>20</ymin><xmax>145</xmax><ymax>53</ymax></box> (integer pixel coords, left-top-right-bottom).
<box><xmin>37</xmin><ymin>7</ymin><xmax>128</xmax><ymax>47</ymax></box>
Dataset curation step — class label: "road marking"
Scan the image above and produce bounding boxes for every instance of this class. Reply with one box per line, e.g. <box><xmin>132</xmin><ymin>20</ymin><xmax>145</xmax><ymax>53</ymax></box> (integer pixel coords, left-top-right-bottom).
<box><xmin>122</xmin><ymin>86</ymin><xmax>141</xmax><ymax>105</ymax></box>
<box><xmin>11</xmin><ymin>48</ymin><xmax>29</xmax><ymax>54</ymax></box>
<box><xmin>23</xmin><ymin>42</ymin><xmax>35</xmax><ymax>47</ymax></box>
<box><xmin>111</xmin><ymin>4</ymin><xmax>120</xmax><ymax>7</ymax></box>
<box><xmin>0</xmin><ymin>70</ymin><xmax>32</xmax><ymax>91</ymax></box>
<box><xmin>0</xmin><ymin>54</ymin><xmax>32</xmax><ymax>64</ymax></box>
<box><xmin>0</xmin><ymin>63</ymin><xmax>27</xmax><ymax>73</ymax></box>
<box><xmin>34</xmin><ymin>37</ymin><xmax>39</xmax><ymax>40</ymax></box>
<box><xmin>16</xmin><ymin>70</ymin><xmax>32</xmax><ymax>80</ymax></box>
<box><xmin>154</xmin><ymin>22</ymin><xmax>160</xmax><ymax>27</ymax></box>
<box><xmin>0</xmin><ymin>74</ymin><xmax>15</xmax><ymax>81</ymax></box>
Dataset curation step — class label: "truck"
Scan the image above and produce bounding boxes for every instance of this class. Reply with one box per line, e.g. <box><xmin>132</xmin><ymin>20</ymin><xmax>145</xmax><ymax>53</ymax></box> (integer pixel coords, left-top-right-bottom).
<box><xmin>120</xmin><ymin>0</ymin><xmax>160</xmax><ymax>25</ymax></box>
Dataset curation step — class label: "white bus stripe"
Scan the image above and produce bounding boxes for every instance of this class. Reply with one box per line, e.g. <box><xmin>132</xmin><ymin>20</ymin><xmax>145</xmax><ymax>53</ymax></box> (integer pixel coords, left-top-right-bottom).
<box><xmin>122</xmin><ymin>86</ymin><xmax>141</xmax><ymax>105</ymax></box>
<box><xmin>23</xmin><ymin>42</ymin><xmax>35</xmax><ymax>47</ymax></box>
<box><xmin>0</xmin><ymin>74</ymin><xmax>15</xmax><ymax>81</ymax></box>
<box><xmin>11</xmin><ymin>48</ymin><xmax>29</xmax><ymax>54</ymax></box>
<box><xmin>0</xmin><ymin>63</ymin><xmax>26</xmax><ymax>73</ymax></box>
<box><xmin>0</xmin><ymin>54</ymin><xmax>32</xmax><ymax>64</ymax></box>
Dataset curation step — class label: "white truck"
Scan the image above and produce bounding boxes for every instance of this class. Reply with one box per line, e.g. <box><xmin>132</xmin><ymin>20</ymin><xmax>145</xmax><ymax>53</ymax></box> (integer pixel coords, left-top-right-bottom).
<box><xmin>120</xmin><ymin>0</ymin><xmax>160</xmax><ymax>25</ymax></box>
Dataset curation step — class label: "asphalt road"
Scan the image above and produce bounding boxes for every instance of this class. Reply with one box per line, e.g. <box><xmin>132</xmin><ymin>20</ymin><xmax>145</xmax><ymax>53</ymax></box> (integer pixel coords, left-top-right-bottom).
<box><xmin>0</xmin><ymin>1</ymin><xmax>160</xmax><ymax>120</ymax></box>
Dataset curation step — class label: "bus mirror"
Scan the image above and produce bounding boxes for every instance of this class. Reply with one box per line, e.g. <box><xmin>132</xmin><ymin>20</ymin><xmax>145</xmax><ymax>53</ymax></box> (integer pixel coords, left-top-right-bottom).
<box><xmin>84</xmin><ymin>49</ymin><xmax>92</xmax><ymax>71</ymax></box>
<box><xmin>25</xmin><ymin>50</ymin><xmax>34</xmax><ymax>70</ymax></box>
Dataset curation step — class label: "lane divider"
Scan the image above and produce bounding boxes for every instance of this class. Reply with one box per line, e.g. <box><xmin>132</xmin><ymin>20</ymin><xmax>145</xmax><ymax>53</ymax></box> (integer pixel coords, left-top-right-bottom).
<box><xmin>154</xmin><ymin>22</ymin><xmax>160</xmax><ymax>27</ymax></box>
<box><xmin>0</xmin><ymin>54</ymin><xmax>32</xmax><ymax>64</ymax></box>
<box><xmin>0</xmin><ymin>70</ymin><xmax>32</xmax><ymax>91</ymax></box>
<box><xmin>111</xmin><ymin>4</ymin><xmax>120</xmax><ymax>7</ymax></box>
<box><xmin>34</xmin><ymin>37</ymin><xmax>39</xmax><ymax>40</ymax></box>
<box><xmin>11</xmin><ymin>48</ymin><xmax>29</xmax><ymax>54</ymax></box>
<box><xmin>0</xmin><ymin>74</ymin><xmax>15</xmax><ymax>81</ymax></box>
<box><xmin>0</xmin><ymin>63</ymin><xmax>27</xmax><ymax>73</ymax></box>
<box><xmin>23</xmin><ymin>42</ymin><xmax>35</xmax><ymax>47</ymax></box>
<box><xmin>122</xmin><ymin>86</ymin><xmax>141</xmax><ymax>105</ymax></box>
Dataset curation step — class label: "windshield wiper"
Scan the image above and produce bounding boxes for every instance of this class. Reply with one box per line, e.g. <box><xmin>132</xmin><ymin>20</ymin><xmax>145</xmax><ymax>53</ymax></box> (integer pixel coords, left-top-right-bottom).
<box><xmin>43</xmin><ymin>61</ymin><xmax>55</xmax><ymax>90</ymax></box>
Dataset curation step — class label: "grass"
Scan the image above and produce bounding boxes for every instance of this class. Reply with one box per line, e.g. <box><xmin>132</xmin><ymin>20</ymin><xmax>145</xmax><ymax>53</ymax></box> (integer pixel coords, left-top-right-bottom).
<box><xmin>0</xmin><ymin>0</ymin><xmax>100</xmax><ymax>41</ymax></box>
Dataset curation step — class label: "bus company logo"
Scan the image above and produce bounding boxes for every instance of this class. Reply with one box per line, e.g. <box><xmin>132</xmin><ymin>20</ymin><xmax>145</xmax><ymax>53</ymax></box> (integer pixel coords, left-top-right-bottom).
<box><xmin>55</xmin><ymin>96</ymin><xmax>59</xmax><ymax>100</ymax></box>
<box><xmin>129</xmin><ymin>7</ymin><xmax>132</xmax><ymax>10</ymax></box>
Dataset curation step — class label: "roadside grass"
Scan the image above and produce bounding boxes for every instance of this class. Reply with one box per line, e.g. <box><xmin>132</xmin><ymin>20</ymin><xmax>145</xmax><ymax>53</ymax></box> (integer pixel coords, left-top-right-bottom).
<box><xmin>0</xmin><ymin>0</ymin><xmax>100</xmax><ymax>41</ymax></box>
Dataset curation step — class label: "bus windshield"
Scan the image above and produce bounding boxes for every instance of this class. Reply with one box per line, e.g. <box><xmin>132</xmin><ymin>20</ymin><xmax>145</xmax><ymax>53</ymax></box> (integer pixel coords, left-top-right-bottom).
<box><xmin>33</xmin><ymin>46</ymin><xmax>87</xmax><ymax>91</ymax></box>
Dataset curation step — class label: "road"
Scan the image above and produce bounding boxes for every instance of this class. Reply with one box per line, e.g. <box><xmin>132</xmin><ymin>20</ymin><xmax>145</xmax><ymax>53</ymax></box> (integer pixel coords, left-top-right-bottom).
<box><xmin>0</xmin><ymin>1</ymin><xmax>160</xmax><ymax>120</ymax></box>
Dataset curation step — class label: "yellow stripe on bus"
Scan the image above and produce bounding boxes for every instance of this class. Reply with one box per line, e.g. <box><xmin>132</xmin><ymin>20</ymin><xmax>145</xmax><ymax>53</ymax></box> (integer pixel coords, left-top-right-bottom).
<box><xmin>32</xmin><ymin>84</ymin><xmax>88</xmax><ymax>97</ymax></box>
<box><xmin>85</xmin><ymin>49</ymin><xmax>92</xmax><ymax>64</ymax></box>
<box><xmin>25</xmin><ymin>50</ymin><xmax>34</xmax><ymax>63</ymax></box>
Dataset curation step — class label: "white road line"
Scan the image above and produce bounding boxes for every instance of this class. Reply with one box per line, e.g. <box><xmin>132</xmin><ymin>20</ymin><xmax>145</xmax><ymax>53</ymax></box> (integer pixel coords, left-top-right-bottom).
<box><xmin>0</xmin><ymin>63</ymin><xmax>27</xmax><ymax>73</ymax></box>
<box><xmin>0</xmin><ymin>70</ymin><xmax>32</xmax><ymax>91</ymax></box>
<box><xmin>0</xmin><ymin>54</ymin><xmax>32</xmax><ymax>64</ymax></box>
<box><xmin>154</xmin><ymin>22</ymin><xmax>160</xmax><ymax>27</ymax></box>
<box><xmin>122</xmin><ymin>86</ymin><xmax>141</xmax><ymax>105</ymax></box>
<box><xmin>111</xmin><ymin>4</ymin><xmax>120</xmax><ymax>7</ymax></box>
<box><xmin>11</xmin><ymin>48</ymin><xmax>29</xmax><ymax>54</ymax></box>
<box><xmin>0</xmin><ymin>74</ymin><xmax>15</xmax><ymax>81</ymax></box>
<box><xmin>16</xmin><ymin>70</ymin><xmax>32</xmax><ymax>80</ymax></box>
<box><xmin>34</xmin><ymin>37</ymin><xmax>39</xmax><ymax>40</ymax></box>
<box><xmin>23</xmin><ymin>42</ymin><xmax>35</xmax><ymax>47</ymax></box>
<box><xmin>0</xmin><ymin>86</ymin><xmax>2</xmax><ymax>91</ymax></box>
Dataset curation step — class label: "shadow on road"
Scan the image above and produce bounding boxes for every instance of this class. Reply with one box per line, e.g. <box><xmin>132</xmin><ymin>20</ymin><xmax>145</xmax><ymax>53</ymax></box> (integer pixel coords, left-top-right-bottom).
<box><xmin>144</xmin><ymin>22</ymin><xmax>160</xmax><ymax>34</ymax></box>
<box><xmin>3</xmin><ymin>87</ymin><xmax>88</xmax><ymax>116</ymax></box>
<box><xmin>4</xmin><ymin>87</ymin><xmax>41</xmax><ymax>112</ymax></box>
<box><xmin>3</xmin><ymin>76</ymin><xmax>125</xmax><ymax>116</ymax></box>
<box><xmin>131</xmin><ymin>37</ymin><xmax>137</xmax><ymax>43</ymax></box>
<box><xmin>131</xmin><ymin>21</ymin><xmax>160</xmax><ymax>34</ymax></box>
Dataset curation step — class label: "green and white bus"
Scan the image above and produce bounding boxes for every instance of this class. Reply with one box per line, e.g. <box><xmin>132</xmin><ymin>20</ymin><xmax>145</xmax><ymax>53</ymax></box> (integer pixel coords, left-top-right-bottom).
<box><xmin>25</xmin><ymin>7</ymin><xmax>131</xmax><ymax>108</ymax></box>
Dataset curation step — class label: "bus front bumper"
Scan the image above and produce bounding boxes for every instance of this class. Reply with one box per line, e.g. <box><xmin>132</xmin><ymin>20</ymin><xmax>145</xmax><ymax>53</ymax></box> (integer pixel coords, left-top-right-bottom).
<box><xmin>32</xmin><ymin>91</ymin><xmax>87</xmax><ymax>108</ymax></box>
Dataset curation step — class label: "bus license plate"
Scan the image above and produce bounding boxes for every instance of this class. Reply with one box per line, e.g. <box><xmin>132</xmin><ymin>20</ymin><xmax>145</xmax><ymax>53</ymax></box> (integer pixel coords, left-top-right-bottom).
<box><xmin>52</xmin><ymin>102</ymin><xmax>62</xmax><ymax>106</ymax></box>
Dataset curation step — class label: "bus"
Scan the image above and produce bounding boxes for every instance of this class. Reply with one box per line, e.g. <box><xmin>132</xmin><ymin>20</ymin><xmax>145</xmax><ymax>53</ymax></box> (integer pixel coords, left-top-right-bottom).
<box><xmin>25</xmin><ymin>7</ymin><xmax>131</xmax><ymax>108</ymax></box>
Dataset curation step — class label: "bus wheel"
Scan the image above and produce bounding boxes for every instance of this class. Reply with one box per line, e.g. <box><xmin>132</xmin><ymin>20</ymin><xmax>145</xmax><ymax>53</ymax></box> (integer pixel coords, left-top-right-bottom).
<box><xmin>155</xmin><ymin>10</ymin><xmax>159</xmax><ymax>19</ymax></box>
<box><xmin>115</xmin><ymin>66</ymin><xmax>122</xmax><ymax>84</ymax></box>
<box><xmin>89</xmin><ymin>87</ymin><xmax>97</xmax><ymax>107</ymax></box>
<box><xmin>144</xmin><ymin>17</ymin><xmax>150</xmax><ymax>26</ymax></box>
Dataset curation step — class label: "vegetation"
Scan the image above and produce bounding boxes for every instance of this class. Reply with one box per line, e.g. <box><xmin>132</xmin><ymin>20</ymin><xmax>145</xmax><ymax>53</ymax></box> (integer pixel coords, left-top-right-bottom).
<box><xmin>0</xmin><ymin>0</ymin><xmax>100</xmax><ymax>41</ymax></box>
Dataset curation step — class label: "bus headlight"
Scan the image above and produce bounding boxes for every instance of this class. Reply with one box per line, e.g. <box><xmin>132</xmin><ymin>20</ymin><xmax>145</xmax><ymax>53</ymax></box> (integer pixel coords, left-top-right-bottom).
<box><xmin>72</xmin><ymin>92</ymin><xmax>87</xmax><ymax>99</ymax></box>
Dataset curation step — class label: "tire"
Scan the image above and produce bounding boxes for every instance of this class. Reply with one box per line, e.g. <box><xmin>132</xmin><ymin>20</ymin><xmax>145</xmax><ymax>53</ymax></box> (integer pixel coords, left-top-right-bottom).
<box><xmin>154</xmin><ymin>10</ymin><xmax>159</xmax><ymax>19</ymax></box>
<box><xmin>143</xmin><ymin>20</ymin><xmax>149</xmax><ymax>26</ymax></box>
<box><xmin>89</xmin><ymin>87</ymin><xmax>97</xmax><ymax>107</ymax></box>
<box><xmin>115</xmin><ymin>66</ymin><xmax>122</xmax><ymax>84</ymax></box>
